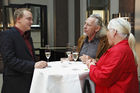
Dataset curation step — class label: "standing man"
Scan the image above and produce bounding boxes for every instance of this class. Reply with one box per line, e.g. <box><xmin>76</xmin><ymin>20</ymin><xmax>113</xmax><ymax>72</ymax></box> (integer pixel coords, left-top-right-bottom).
<box><xmin>0</xmin><ymin>8</ymin><xmax>48</xmax><ymax>93</ymax></box>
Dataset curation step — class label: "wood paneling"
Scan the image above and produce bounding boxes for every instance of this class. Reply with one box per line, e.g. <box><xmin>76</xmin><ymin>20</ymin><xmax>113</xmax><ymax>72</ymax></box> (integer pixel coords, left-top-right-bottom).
<box><xmin>119</xmin><ymin>0</ymin><xmax>135</xmax><ymax>35</ymax></box>
<box><xmin>0</xmin><ymin>0</ymin><xmax>3</xmax><ymax>73</ymax></box>
<box><xmin>54</xmin><ymin>0</ymin><xmax>68</xmax><ymax>47</ymax></box>
<box><xmin>74</xmin><ymin>0</ymin><xmax>80</xmax><ymax>45</ymax></box>
<box><xmin>0</xmin><ymin>3</ymin><xmax>1</xmax><ymax>6</ymax></box>
<box><xmin>0</xmin><ymin>0</ymin><xmax>2</xmax><ymax>23</ymax></box>
<box><xmin>119</xmin><ymin>0</ymin><xmax>135</xmax><ymax>13</ymax></box>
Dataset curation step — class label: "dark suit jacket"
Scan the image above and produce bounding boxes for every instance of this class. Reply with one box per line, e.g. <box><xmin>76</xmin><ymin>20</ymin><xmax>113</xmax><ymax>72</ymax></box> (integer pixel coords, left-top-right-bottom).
<box><xmin>0</xmin><ymin>27</ymin><xmax>35</xmax><ymax>93</ymax></box>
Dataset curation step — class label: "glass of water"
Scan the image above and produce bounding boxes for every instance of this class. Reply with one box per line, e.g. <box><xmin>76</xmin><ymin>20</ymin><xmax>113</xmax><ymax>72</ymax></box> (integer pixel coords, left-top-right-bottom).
<box><xmin>45</xmin><ymin>45</ymin><xmax>51</xmax><ymax>62</ymax></box>
<box><xmin>72</xmin><ymin>52</ymin><xmax>79</xmax><ymax>62</ymax></box>
<box><xmin>66</xmin><ymin>51</ymin><xmax>71</xmax><ymax>57</ymax></box>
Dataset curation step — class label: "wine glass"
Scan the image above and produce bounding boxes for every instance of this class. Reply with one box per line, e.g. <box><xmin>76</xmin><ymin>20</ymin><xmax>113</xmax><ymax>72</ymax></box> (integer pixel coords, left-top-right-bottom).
<box><xmin>72</xmin><ymin>52</ymin><xmax>79</xmax><ymax>62</ymax></box>
<box><xmin>66</xmin><ymin>43</ymin><xmax>72</xmax><ymax>62</ymax></box>
<box><xmin>66</xmin><ymin>51</ymin><xmax>71</xmax><ymax>57</ymax></box>
<box><xmin>66</xmin><ymin>51</ymin><xmax>71</xmax><ymax>62</ymax></box>
<box><xmin>45</xmin><ymin>45</ymin><xmax>51</xmax><ymax>62</ymax></box>
<box><xmin>72</xmin><ymin>46</ymin><xmax>78</xmax><ymax>62</ymax></box>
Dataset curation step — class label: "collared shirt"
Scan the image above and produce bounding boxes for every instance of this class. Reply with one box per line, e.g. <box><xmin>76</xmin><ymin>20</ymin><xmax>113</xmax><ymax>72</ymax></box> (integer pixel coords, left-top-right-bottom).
<box><xmin>14</xmin><ymin>26</ymin><xmax>34</xmax><ymax>59</ymax></box>
<box><xmin>79</xmin><ymin>36</ymin><xmax>99</xmax><ymax>58</ymax></box>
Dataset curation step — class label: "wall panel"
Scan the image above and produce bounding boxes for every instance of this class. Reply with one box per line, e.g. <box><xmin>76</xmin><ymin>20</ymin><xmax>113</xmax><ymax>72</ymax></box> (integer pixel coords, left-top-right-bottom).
<box><xmin>54</xmin><ymin>0</ymin><xmax>68</xmax><ymax>47</ymax></box>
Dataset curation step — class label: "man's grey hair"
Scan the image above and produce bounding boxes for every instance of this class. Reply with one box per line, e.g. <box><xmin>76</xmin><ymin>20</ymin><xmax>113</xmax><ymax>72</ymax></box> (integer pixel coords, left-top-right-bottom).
<box><xmin>14</xmin><ymin>8</ymin><xmax>31</xmax><ymax>23</ymax></box>
<box><xmin>89</xmin><ymin>14</ymin><xmax>107</xmax><ymax>38</ymax></box>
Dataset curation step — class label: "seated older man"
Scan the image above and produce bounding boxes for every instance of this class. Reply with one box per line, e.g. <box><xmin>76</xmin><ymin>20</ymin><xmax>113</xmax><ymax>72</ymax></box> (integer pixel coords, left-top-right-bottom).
<box><xmin>77</xmin><ymin>14</ymin><xmax>110</xmax><ymax>63</ymax></box>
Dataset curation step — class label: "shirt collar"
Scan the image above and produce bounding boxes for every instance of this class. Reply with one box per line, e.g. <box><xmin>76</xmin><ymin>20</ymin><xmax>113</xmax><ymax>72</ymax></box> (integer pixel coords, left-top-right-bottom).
<box><xmin>14</xmin><ymin>26</ymin><xmax>24</xmax><ymax>37</ymax></box>
<box><xmin>84</xmin><ymin>36</ymin><xmax>98</xmax><ymax>43</ymax></box>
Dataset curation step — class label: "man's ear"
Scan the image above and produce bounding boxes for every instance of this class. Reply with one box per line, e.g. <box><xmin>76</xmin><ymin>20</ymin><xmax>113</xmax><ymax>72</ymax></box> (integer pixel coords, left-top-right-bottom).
<box><xmin>95</xmin><ymin>25</ymin><xmax>101</xmax><ymax>32</ymax></box>
<box><xmin>16</xmin><ymin>17</ymin><xmax>21</xmax><ymax>22</ymax></box>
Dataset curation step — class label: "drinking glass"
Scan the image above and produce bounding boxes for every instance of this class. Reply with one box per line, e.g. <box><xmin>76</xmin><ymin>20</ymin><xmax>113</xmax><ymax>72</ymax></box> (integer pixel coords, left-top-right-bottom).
<box><xmin>72</xmin><ymin>46</ymin><xmax>78</xmax><ymax>62</ymax></box>
<box><xmin>72</xmin><ymin>52</ymin><xmax>79</xmax><ymax>62</ymax></box>
<box><xmin>66</xmin><ymin>51</ymin><xmax>71</xmax><ymax>57</ymax></box>
<box><xmin>45</xmin><ymin>45</ymin><xmax>51</xmax><ymax>62</ymax></box>
<box><xmin>65</xmin><ymin>43</ymin><xmax>72</xmax><ymax>62</ymax></box>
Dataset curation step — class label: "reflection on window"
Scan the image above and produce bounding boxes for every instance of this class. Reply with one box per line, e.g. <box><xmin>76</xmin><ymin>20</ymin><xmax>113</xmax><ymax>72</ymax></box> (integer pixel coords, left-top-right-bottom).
<box><xmin>6</xmin><ymin>8</ymin><xmax>15</xmax><ymax>27</ymax></box>
<box><xmin>87</xmin><ymin>0</ymin><xmax>110</xmax><ymax>25</ymax></box>
<box><xmin>4</xmin><ymin>7</ymin><xmax>41</xmax><ymax>28</ymax></box>
<box><xmin>31</xmin><ymin>7</ymin><xmax>40</xmax><ymax>27</ymax></box>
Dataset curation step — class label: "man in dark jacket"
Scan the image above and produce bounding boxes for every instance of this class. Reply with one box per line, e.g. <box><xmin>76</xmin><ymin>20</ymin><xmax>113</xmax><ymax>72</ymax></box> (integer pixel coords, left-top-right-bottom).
<box><xmin>0</xmin><ymin>8</ymin><xmax>48</xmax><ymax>93</ymax></box>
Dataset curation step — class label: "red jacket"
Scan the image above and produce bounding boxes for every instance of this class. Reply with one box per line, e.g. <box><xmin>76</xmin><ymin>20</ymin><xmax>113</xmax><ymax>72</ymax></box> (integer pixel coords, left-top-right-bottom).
<box><xmin>89</xmin><ymin>40</ymin><xmax>139</xmax><ymax>93</ymax></box>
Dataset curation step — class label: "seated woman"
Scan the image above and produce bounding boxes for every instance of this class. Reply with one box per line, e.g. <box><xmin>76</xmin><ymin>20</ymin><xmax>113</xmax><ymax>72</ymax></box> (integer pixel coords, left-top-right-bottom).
<box><xmin>86</xmin><ymin>18</ymin><xmax>139</xmax><ymax>93</ymax></box>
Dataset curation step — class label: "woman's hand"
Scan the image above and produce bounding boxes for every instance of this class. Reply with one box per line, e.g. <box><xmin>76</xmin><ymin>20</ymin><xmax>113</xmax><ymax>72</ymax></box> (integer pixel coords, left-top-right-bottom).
<box><xmin>86</xmin><ymin>59</ymin><xmax>96</xmax><ymax>69</ymax></box>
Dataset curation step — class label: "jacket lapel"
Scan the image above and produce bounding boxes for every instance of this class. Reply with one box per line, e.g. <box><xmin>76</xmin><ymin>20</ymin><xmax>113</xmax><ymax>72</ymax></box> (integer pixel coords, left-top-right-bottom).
<box><xmin>96</xmin><ymin>37</ymin><xmax>106</xmax><ymax>58</ymax></box>
<box><xmin>11</xmin><ymin>27</ymin><xmax>33</xmax><ymax>58</ymax></box>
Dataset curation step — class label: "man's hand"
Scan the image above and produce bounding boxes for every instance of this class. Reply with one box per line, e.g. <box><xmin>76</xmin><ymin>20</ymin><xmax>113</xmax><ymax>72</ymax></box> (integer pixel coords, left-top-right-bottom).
<box><xmin>35</xmin><ymin>61</ymin><xmax>48</xmax><ymax>68</ymax></box>
<box><xmin>79</xmin><ymin>54</ymin><xmax>92</xmax><ymax>63</ymax></box>
<box><xmin>68</xmin><ymin>54</ymin><xmax>73</xmax><ymax>61</ymax></box>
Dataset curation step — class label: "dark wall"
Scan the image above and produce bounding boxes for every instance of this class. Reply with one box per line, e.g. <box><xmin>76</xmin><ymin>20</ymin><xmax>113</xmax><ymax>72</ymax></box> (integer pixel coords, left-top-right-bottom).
<box><xmin>0</xmin><ymin>0</ymin><xmax>3</xmax><ymax>73</ymax></box>
<box><xmin>119</xmin><ymin>0</ymin><xmax>135</xmax><ymax>35</ymax></box>
<box><xmin>54</xmin><ymin>0</ymin><xmax>68</xmax><ymax>47</ymax></box>
<box><xmin>53</xmin><ymin>0</ymin><xmax>80</xmax><ymax>46</ymax></box>
<box><xmin>0</xmin><ymin>0</ymin><xmax>2</xmax><ymax>25</ymax></box>
<box><xmin>0</xmin><ymin>0</ymin><xmax>2</xmax><ymax>8</ymax></box>
<box><xmin>75</xmin><ymin>0</ymin><xmax>80</xmax><ymax>45</ymax></box>
<box><xmin>119</xmin><ymin>0</ymin><xmax>135</xmax><ymax>13</ymax></box>
<box><xmin>87</xmin><ymin>0</ymin><xmax>109</xmax><ymax>10</ymax></box>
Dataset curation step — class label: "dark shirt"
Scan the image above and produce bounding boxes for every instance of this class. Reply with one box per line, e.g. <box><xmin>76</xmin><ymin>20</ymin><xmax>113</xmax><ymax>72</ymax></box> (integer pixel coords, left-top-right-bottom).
<box><xmin>79</xmin><ymin>36</ymin><xmax>99</xmax><ymax>58</ymax></box>
<box><xmin>14</xmin><ymin>26</ymin><xmax>33</xmax><ymax>59</ymax></box>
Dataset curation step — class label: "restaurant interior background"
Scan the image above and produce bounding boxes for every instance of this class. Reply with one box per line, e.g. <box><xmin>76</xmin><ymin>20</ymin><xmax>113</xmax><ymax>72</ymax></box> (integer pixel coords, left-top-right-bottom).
<box><xmin>0</xmin><ymin>0</ymin><xmax>140</xmax><ymax>88</ymax></box>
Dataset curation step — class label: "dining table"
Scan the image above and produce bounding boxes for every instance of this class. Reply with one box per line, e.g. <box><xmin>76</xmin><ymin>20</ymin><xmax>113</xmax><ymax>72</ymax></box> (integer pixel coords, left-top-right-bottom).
<box><xmin>29</xmin><ymin>61</ymin><xmax>95</xmax><ymax>93</ymax></box>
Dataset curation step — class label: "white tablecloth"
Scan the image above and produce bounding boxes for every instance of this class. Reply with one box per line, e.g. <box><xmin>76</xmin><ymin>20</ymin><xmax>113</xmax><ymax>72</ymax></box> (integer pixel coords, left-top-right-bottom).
<box><xmin>30</xmin><ymin>61</ymin><xmax>95</xmax><ymax>93</ymax></box>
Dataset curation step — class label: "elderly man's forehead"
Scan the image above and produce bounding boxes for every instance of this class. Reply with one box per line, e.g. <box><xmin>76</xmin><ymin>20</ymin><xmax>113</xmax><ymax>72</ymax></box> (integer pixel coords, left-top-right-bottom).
<box><xmin>86</xmin><ymin>17</ymin><xmax>96</xmax><ymax>23</ymax></box>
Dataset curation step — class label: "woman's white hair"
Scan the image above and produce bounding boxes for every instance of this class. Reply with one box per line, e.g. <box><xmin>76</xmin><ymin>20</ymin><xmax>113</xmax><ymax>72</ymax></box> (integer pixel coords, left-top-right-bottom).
<box><xmin>108</xmin><ymin>18</ymin><xmax>131</xmax><ymax>38</ymax></box>
<box><xmin>108</xmin><ymin>18</ymin><xmax>139</xmax><ymax>65</ymax></box>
